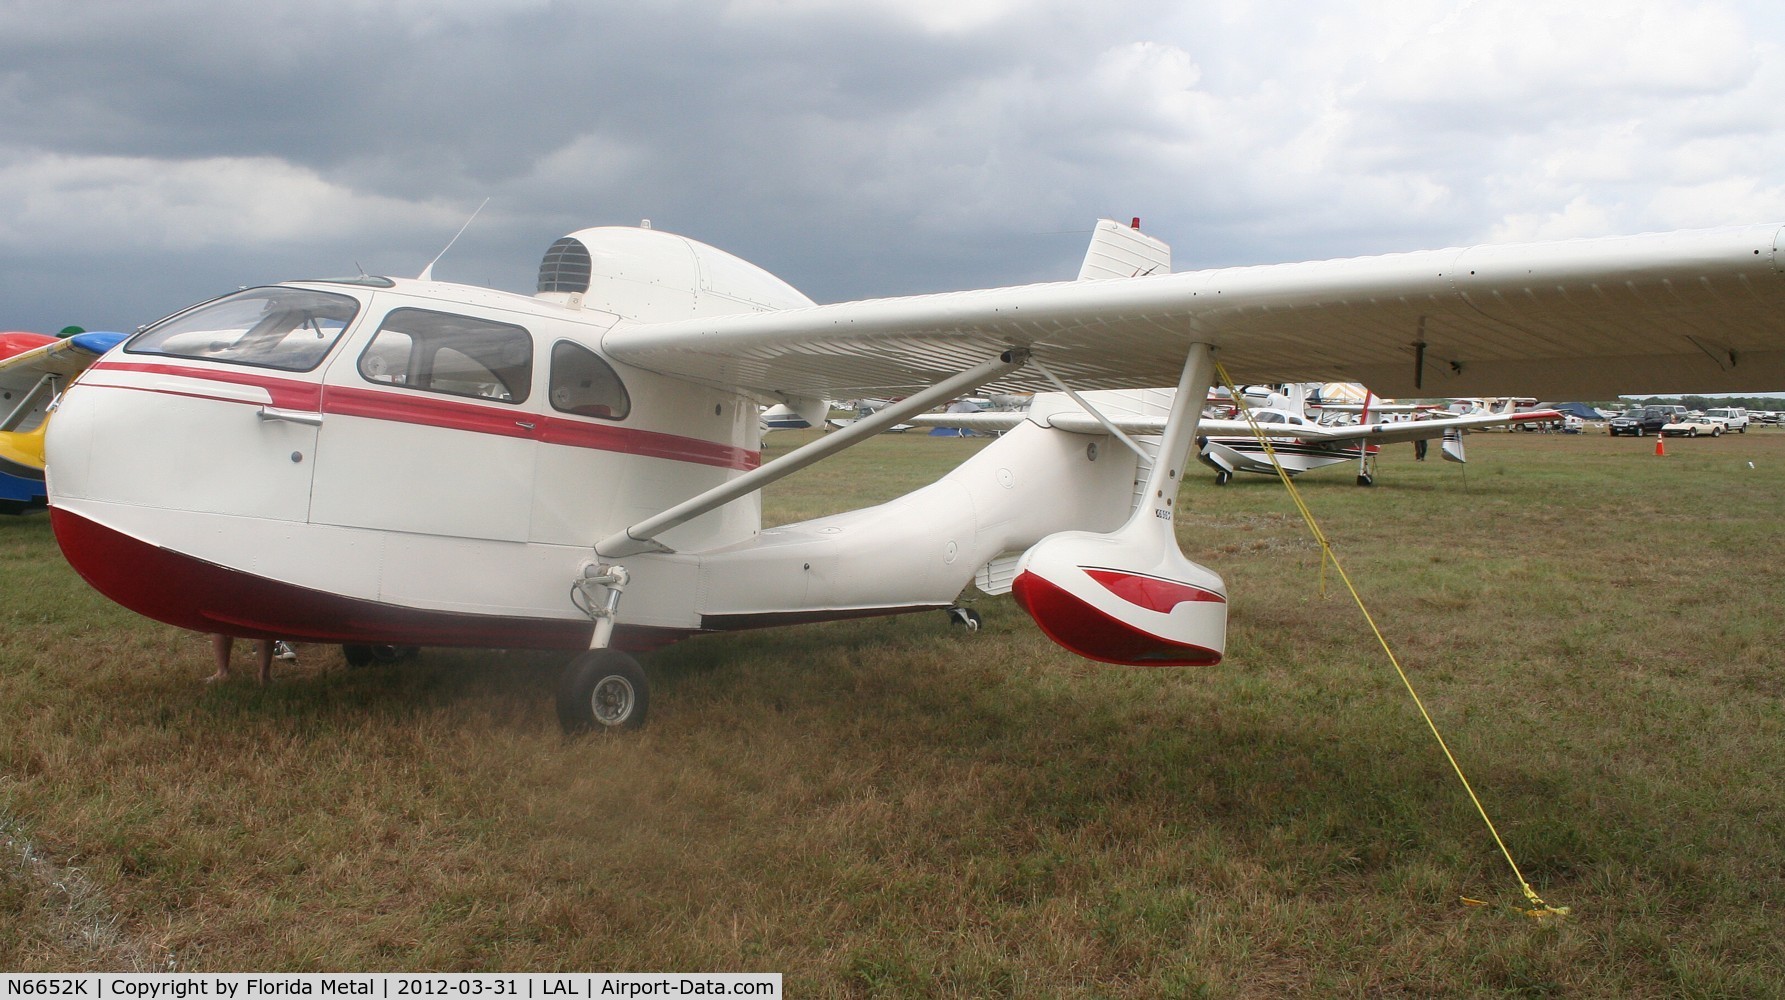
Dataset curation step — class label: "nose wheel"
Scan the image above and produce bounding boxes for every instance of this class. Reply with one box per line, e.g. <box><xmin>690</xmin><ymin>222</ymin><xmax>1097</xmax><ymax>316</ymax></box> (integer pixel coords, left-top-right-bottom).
<box><xmin>946</xmin><ymin>605</ymin><xmax>983</xmax><ymax>631</ymax></box>
<box><xmin>341</xmin><ymin>643</ymin><xmax>419</xmax><ymax>668</ymax></box>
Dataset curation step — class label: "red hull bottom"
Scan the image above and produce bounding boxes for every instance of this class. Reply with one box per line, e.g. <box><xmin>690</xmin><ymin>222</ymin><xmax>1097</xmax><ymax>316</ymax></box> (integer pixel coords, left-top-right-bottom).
<box><xmin>49</xmin><ymin>508</ymin><xmax>691</xmax><ymax>651</ymax></box>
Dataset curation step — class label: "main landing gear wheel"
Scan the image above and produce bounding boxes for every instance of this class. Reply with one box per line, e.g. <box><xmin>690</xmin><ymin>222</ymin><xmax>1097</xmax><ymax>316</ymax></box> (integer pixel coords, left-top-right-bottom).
<box><xmin>1355</xmin><ymin>472</ymin><xmax>1374</xmax><ymax>487</ymax></box>
<box><xmin>1214</xmin><ymin>469</ymin><xmax>1233</xmax><ymax>485</ymax></box>
<box><xmin>946</xmin><ymin>606</ymin><xmax>983</xmax><ymax>631</ymax></box>
<box><xmin>341</xmin><ymin>644</ymin><xmax>420</xmax><ymax>668</ymax></box>
<box><xmin>556</xmin><ymin>649</ymin><xmax>649</xmax><ymax>733</ymax></box>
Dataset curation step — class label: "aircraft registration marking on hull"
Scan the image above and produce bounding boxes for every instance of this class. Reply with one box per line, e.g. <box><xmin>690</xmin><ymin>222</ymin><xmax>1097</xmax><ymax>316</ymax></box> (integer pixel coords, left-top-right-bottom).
<box><xmin>86</xmin><ymin>360</ymin><xmax>760</xmax><ymax>472</ymax></box>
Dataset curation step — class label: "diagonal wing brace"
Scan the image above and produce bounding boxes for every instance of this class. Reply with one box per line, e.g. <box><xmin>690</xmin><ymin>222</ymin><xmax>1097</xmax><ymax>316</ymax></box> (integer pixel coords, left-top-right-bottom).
<box><xmin>594</xmin><ymin>349</ymin><xmax>1031</xmax><ymax>558</ymax></box>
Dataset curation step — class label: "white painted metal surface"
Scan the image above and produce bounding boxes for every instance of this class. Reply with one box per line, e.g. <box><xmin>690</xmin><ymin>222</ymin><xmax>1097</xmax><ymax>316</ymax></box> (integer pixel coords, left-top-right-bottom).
<box><xmin>1077</xmin><ymin>218</ymin><xmax>1172</xmax><ymax>280</ymax></box>
<box><xmin>608</xmin><ymin>225</ymin><xmax>1785</xmax><ymax>399</ymax></box>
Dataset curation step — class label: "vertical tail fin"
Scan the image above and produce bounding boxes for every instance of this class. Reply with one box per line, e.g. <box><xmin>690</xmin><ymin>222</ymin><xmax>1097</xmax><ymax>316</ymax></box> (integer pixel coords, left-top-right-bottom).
<box><xmin>1078</xmin><ymin>218</ymin><xmax>1171</xmax><ymax>280</ymax></box>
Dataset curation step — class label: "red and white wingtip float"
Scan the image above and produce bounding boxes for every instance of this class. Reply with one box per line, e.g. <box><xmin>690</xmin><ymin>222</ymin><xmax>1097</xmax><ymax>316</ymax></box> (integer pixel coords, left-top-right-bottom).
<box><xmin>45</xmin><ymin>218</ymin><xmax>1785</xmax><ymax>730</ymax></box>
<box><xmin>1008</xmin><ymin>345</ymin><xmax>1229</xmax><ymax>667</ymax></box>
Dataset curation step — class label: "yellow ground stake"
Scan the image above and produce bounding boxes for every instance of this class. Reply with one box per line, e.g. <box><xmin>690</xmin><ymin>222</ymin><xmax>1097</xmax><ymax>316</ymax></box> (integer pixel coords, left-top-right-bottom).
<box><xmin>1211</xmin><ymin>365</ymin><xmax>1568</xmax><ymax>921</ymax></box>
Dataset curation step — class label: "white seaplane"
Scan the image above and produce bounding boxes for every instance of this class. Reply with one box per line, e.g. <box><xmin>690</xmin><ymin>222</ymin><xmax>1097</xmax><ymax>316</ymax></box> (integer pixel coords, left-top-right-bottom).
<box><xmin>40</xmin><ymin>217</ymin><xmax>1785</xmax><ymax>731</ymax></box>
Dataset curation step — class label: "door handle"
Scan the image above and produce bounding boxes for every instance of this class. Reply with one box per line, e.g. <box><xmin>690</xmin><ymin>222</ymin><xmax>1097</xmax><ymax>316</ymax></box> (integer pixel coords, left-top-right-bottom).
<box><xmin>258</xmin><ymin>406</ymin><xmax>324</xmax><ymax>427</ymax></box>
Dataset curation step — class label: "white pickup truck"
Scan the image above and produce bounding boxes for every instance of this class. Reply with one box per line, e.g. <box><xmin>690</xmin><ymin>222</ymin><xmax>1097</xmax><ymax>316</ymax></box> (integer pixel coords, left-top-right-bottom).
<box><xmin>1705</xmin><ymin>406</ymin><xmax>1751</xmax><ymax>432</ymax></box>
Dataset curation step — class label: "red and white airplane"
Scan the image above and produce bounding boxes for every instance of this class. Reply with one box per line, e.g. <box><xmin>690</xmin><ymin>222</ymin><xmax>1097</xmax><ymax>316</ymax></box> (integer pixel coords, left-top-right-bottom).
<box><xmin>42</xmin><ymin>219</ymin><xmax>1785</xmax><ymax>730</ymax></box>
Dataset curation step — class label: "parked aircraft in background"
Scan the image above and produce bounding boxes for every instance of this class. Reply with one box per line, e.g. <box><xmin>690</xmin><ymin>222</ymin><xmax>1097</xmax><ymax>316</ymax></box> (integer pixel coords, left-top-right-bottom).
<box><xmin>1199</xmin><ymin>383</ymin><xmax>1557</xmax><ymax>483</ymax></box>
<box><xmin>0</xmin><ymin>331</ymin><xmax>127</xmax><ymax>513</ymax></box>
<box><xmin>41</xmin><ymin>219</ymin><xmax>1785</xmax><ymax>731</ymax></box>
<box><xmin>909</xmin><ymin>389</ymin><xmax>1558</xmax><ymax>485</ymax></box>
<box><xmin>760</xmin><ymin>401</ymin><xmax>829</xmax><ymax>432</ymax></box>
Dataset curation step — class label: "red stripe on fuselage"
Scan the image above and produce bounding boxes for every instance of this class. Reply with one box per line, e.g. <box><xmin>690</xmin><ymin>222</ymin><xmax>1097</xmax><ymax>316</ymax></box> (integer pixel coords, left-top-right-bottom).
<box><xmin>538</xmin><ymin>419</ymin><xmax>760</xmax><ymax>471</ymax></box>
<box><xmin>85</xmin><ymin>361</ymin><xmax>760</xmax><ymax>471</ymax></box>
<box><xmin>322</xmin><ymin>384</ymin><xmax>532</xmax><ymax>439</ymax></box>
<box><xmin>90</xmin><ymin>360</ymin><xmax>323</xmax><ymax>408</ymax></box>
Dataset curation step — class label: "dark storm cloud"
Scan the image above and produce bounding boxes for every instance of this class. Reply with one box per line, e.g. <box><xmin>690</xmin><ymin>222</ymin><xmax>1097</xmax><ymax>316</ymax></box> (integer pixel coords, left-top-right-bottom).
<box><xmin>2</xmin><ymin>0</ymin><xmax>1782</xmax><ymax>334</ymax></box>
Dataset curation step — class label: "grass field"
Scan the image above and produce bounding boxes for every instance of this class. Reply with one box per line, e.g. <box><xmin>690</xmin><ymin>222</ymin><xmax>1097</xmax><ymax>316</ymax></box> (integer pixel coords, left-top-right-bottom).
<box><xmin>3</xmin><ymin>428</ymin><xmax>1783</xmax><ymax>995</ymax></box>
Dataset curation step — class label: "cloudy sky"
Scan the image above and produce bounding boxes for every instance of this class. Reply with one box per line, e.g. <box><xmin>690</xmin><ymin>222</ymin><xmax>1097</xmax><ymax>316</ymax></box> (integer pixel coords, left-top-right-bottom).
<box><xmin>3</xmin><ymin>0</ymin><xmax>1783</xmax><ymax>335</ymax></box>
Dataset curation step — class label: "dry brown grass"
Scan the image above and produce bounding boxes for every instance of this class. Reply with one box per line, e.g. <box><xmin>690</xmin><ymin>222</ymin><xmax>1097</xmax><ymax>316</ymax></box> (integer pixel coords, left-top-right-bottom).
<box><xmin>3</xmin><ymin>428</ymin><xmax>1784</xmax><ymax>995</ymax></box>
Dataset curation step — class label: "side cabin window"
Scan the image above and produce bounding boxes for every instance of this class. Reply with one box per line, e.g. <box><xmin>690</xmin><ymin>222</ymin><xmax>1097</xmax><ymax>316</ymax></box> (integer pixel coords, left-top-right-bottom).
<box><xmin>548</xmin><ymin>341</ymin><xmax>630</xmax><ymax>420</ymax></box>
<box><xmin>358</xmin><ymin>308</ymin><xmax>532</xmax><ymax>403</ymax></box>
<box><xmin>1254</xmin><ymin>411</ymin><xmax>1287</xmax><ymax>424</ymax></box>
<box><xmin>126</xmin><ymin>287</ymin><xmax>359</xmax><ymax>372</ymax></box>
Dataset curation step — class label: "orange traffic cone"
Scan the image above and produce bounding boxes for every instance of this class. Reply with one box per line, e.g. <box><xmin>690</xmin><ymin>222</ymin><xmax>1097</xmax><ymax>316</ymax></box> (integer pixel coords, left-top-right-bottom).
<box><xmin>1654</xmin><ymin>434</ymin><xmax>1666</xmax><ymax>456</ymax></box>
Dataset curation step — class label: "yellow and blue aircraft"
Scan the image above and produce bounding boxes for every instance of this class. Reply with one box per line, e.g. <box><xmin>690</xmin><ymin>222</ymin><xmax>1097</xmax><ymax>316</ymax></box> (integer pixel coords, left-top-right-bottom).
<box><xmin>0</xmin><ymin>330</ymin><xmax>127</xmax><ymax>514</ymax></box>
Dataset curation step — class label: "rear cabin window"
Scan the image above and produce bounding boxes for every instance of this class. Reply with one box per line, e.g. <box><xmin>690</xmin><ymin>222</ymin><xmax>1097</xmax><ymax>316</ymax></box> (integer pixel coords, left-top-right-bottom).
<box><xmin>548</xmin><ymin>341</ymin><xmax>630</xmax><ymax>420</ymax></box>
<box><xmin>358</xmin><ymin>308</ymin><xmax>532</xmax><ymax>403</ymax></box>
<box><xmin>126</xmin><ymin>287</ymin><xmax>359</xmax><ymax>372</ymax></box>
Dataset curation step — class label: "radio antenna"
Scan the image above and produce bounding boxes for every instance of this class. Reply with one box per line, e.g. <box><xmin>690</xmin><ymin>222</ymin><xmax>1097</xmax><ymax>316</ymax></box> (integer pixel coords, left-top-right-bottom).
<box><xmin>418</xmin><ymin>198</ymin><xmax>490</xmax><ymax>281</ymax></box>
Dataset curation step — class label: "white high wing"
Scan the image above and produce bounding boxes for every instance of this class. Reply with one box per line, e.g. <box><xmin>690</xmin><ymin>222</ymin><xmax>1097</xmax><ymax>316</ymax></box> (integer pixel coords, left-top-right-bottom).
<box><xmin>45</xmin><ymin>220</ymin><xmax>1785</xmax><ymax>730</ymax></box>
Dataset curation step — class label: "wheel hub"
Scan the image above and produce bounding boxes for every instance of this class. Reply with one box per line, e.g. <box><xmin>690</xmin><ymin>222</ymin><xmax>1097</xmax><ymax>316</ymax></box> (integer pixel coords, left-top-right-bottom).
<box><xmin>591</xmin><ymin>675</ymin><xmax>635</xmax><ymax>726</ymax></box>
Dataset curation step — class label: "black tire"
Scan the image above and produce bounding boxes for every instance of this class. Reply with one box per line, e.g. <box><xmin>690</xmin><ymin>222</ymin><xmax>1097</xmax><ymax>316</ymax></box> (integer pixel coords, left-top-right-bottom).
<box><xmin>556</xmin><ymin>649</ymin><xmax>649</xmax><ymax>733</ymax></box>
<box><xmin>1688</xmin><ymin>428</ymin><xmax>1698</xmax><ymax>437</ymax></box>
<box><xmin>342</xmin><ymin>643</ymin><xmax>419</xmax><ymax>668</ymax></box>
<box><xmin>946</xmin><ymin>606</ymin><xmax>983</xmax><ymax>631</ymax></box>
<box><xmin>1215</xmin><ymin>469</ymin><xmax>1232</xmax><ymax>485</ymax></box>
<box><xmin>1356</xmin><ymin>473</ymin><xmax>1373</xmax><ymax>487</ymax></box>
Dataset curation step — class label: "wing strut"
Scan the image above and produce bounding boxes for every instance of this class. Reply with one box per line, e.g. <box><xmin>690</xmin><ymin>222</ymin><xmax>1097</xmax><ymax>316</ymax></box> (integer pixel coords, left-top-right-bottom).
<box><xmin>1134</xmin><ymin>342</ymin><xmax>1215</xmax><ymax>528</ymax></box>
<box><xmin>594</xmin><ymin>349</ymin><xmax>1031</xmax><ymax>558</ymax></box>
<box><xmin>1</xmin><ymin>374</ymin><xmax>58</xmax><ymax>432</ymax></box>
<box><xmin>1030</xmin><ymin>357</ymin><xmax>1150</xmax><ymax>460</ymax></box>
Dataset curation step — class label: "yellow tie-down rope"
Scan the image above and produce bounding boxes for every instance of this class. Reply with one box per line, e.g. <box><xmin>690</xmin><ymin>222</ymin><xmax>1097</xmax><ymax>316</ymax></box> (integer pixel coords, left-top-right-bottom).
<box><xmin>1211</xmin><ymin>364</ymin><xmax>1568</xmax><ymax>921</ymax></box>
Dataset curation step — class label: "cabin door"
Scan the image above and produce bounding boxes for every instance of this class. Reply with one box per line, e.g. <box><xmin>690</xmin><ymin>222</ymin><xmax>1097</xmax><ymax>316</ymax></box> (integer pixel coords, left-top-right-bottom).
<box><xmin>308</xmin><ymin>305</ymin><xmax>539</xmax><ymax>543</ymax></box>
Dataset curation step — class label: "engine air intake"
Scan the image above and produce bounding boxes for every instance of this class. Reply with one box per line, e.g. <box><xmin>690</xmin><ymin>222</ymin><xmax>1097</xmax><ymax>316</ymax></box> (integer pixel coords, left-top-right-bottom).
<box><xmin>538</xmin><ymin>237</ymin><xmax>593</xmax><ymax>294</ymax></box>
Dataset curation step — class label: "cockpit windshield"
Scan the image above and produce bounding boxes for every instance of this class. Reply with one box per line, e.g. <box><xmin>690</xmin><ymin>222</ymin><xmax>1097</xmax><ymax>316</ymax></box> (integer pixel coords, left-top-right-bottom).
<box><xmin>126</xmin><ymin>286</ymin><xmax>361</xmax><ymax>372</ymax></box>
